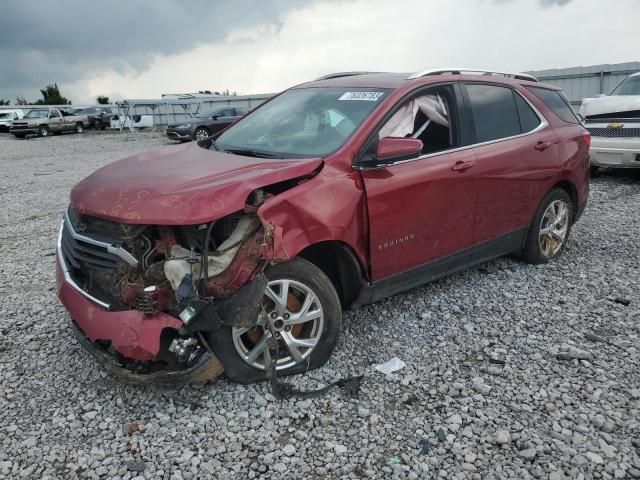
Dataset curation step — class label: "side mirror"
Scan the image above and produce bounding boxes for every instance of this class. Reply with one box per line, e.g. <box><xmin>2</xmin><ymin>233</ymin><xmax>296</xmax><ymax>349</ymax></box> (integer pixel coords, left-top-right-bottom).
<box><xmin>594</xmin><ymin>93</ymin><xmax>606</xmax><ymax>98</ymax></box>
<box><xmin>376</xmin><ymin>137</ymin><xmax>423</xmax><ymax>163</ymax></box>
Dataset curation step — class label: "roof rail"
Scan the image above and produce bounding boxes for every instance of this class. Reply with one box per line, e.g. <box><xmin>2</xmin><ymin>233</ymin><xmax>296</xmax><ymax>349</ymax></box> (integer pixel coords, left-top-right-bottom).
<box><xmin>315</xmin><ymin>71</ymin><xmax>384</xmax><ymax>81</ymax></box>
<box><xmin>407</xmin><ymin>68</ymin><xmax>539</xmax><ymax>83</ymax></box>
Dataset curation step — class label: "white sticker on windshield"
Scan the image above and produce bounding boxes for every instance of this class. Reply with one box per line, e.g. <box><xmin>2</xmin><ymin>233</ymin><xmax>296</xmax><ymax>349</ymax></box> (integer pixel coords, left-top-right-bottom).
<box><xmin>338</xmin><ymin>91</ymin><xmax>385</xmax><ymax>101</ymax></box>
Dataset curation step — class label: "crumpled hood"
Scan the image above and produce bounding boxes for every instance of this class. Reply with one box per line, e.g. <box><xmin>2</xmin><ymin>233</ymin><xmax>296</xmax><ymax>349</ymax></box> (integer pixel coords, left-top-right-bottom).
<box><xmin>70</xmin><ymin>142</ymin><xmax>322</xmax><ymax>225</ymax></box>
<box><xmin>580</xmin><ymin>95</ymin><xmax>640</xmax><ymax>118</ymax></box>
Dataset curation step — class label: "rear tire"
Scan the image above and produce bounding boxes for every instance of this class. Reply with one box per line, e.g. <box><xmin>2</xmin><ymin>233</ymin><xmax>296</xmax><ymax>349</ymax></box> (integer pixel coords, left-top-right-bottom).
<box><xmin>207</xmin><ymin>258</ymin><xmax>342</xmax><ymax>384</ymax></box>
<box><xmin>74</xmin><ymin>122</ymin><xmax>83</xmax><ymax>134</ymax></box>
<box><xmin>13</xmin><ymin>134</ymin><xmax>25</xmax><ymax>139</ymax></box>
<box><xmin>38</xmin><ymin>125</ymin><xmax>49</xmax><ymax>137</ymax></box>
<box><xmin>94</xmin><ymin>120</ymin><xmax>102</xmax><ymax>130</ymax></box>
<box><xmin>522</xmin><ymin>188</ymin><xmax>572</xmax><ymax>264</ymax></box>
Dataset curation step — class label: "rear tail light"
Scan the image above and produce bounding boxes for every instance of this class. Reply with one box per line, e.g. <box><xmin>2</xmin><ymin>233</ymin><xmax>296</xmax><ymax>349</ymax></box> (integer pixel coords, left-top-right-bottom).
<box><xmin>581</xmin><ymin>131</ymin><xmax>591</xmax><ymax>148</ymax></box>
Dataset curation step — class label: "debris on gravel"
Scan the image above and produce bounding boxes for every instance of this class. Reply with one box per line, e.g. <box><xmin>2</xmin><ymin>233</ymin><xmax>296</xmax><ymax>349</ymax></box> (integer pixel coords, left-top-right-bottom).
<box><xmin>0</xmin><ymin>132</ymin><xmax>639</xmax><ymax>479</ymax></box>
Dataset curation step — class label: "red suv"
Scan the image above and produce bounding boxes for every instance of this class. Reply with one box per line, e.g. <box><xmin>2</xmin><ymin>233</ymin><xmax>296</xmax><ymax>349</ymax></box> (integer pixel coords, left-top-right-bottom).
<box><xmin>57</xmin><ymin>69</ymin><xmax>590</xmax><ymax>384</ymax></box>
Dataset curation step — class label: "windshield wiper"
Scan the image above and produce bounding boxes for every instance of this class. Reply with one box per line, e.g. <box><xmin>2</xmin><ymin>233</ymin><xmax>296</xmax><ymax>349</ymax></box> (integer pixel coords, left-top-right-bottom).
<box><xmin>223</xmin><ymin>148</ymin><xmax>283</xmax><ymax>159</ymax></box>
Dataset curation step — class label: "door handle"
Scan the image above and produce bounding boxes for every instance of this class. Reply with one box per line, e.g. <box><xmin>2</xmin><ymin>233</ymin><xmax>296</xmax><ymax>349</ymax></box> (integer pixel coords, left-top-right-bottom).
<box><xmin>451</xmin><ymin>160</ymin><xmax>476</xmax><ymax>172</ymax></box>
<box><xmin>535</xmin><ymin>141</ymin><xmax>552</xmax><ymax>151</ymax></box>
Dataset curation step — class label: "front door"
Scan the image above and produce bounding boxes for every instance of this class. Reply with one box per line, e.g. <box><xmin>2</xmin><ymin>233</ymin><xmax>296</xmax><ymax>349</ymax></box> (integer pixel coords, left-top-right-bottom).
<box><xmin>49</xmin><ymin>110</ymin><xmax>63</xmax><ymax>132</ymax></box>
<box><xmin>360</xmin><ymin>84</ymin><xmax>477</xmax><ymax>280</ymax></box>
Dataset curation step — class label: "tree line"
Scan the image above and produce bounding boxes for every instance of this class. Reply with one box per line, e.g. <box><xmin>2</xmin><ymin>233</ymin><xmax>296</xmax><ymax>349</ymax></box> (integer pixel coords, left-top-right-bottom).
<box><xmin>1</xmin><ymin>84</ymin><xmax>110</xmax><ymax>106</ymax></box>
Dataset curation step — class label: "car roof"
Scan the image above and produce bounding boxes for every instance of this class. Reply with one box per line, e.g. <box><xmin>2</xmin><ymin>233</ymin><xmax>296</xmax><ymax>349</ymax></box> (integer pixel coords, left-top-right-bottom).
<box><xmin>296</xmin><ymin>70</ymin><xmax>558</xmax><ymax>92</ymax></box>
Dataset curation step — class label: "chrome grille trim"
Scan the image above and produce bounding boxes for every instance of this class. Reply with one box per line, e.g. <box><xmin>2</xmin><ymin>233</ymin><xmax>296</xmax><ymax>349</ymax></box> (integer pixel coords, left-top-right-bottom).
<box><xmin>63</xmin><ymin>210</ymin><xmax>138</xmax><ymax>267</ymax></box>
<box><xmin>57</xmin><ymin>222</ymin><xmax>111</xmax><ymax>309</ymax></box>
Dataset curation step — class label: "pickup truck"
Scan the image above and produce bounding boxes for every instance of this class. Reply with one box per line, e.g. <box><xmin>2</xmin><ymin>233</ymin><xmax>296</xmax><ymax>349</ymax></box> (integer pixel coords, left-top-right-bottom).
<box><xmin>0</xmin><ymin>109</ymin><xmax>25</xmax><ymax>131</ymax></box>
<box><xmin>10</xmin><ymin>107</ymin><xmax>89</xmax><ymax>138</ymax></box>
<box><xmin>580</xmin><ymin>71</ymin><xmax>640</xmax><ymax>170</ymax></box>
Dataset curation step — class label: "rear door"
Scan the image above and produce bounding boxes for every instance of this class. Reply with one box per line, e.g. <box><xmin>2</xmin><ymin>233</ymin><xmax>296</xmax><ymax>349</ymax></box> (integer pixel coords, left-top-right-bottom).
<box><xmin>360</xmin><ymin>84</ymin><xmax>478</xmax><ymax>280</ymax></box>
<box><xmin>462</xmin><ymin>83</ymin><xmax>560</xmax><ymax>246</ymax></box>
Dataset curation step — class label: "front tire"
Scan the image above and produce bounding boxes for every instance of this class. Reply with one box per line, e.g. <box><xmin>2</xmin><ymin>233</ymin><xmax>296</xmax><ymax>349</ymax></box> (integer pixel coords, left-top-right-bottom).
<box><xmin>74</xmin><ymin>122</ymin><xmax>83</xmax><ymax>134</ymax></box>
<box><xmin>193</xmin><ymin>127</ymin><xmax>210</xmax><ymax>141</ymax></box>
<box><xmin>207</xmin><ymin>258</ymin><xmax>342</xmax><ymax>384</ymax></box>
<box><xmin>522</xmin><ymin>188</ymin><xmax>572</xmax><ymax>264</ymax></box>
<box><xmin>38</xmin><ymin>125</ymin><xmax>49</xmax><ymax>137</ymax></box>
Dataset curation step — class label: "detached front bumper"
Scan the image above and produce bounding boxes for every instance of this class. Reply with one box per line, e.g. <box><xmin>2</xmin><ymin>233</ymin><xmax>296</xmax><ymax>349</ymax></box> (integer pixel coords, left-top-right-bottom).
<box><xmin>56</xmin><ymin>250</ymin><xmax>225</xmax><ymax>384</ymax></box>
<box><xmin>590</xmin><ymin>137</ymin><xmax>640</xmax><ymax>168</ymax></box>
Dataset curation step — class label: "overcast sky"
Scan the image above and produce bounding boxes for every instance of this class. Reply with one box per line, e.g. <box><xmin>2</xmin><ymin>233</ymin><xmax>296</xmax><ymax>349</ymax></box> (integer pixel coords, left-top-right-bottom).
<box><xmin>1</xmin><ymin>0</ymin><xmax>639</xmax><ymax>104</ymax></box>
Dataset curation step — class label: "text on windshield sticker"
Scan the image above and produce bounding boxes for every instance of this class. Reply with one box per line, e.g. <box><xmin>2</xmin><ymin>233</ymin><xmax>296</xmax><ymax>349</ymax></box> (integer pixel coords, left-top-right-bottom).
<box><xmin>338</xmin><ymin>92</ymin><xmax>385</xmax><ymax>101</ymax></box>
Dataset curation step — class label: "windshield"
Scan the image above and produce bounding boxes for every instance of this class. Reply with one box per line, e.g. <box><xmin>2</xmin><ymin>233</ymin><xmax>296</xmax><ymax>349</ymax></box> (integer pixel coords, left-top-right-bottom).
<box><xmin>25</xmin><ymin>109</ymin><xmax>50</xmax><ymax>118</ymax></box>
<box><xmin>611</xmin><ymin>75</ymin><xmax>640</xmax><ymax>96</ymax></box>
<box><xmin>0</xmin><ymin>113</ymin><xmax>12</xmax><ymax>119</ymax></box>
<box><xmin>214</xmin><ymin>87</ymin><xmax>390</xmax><ymax>157</ymax></box>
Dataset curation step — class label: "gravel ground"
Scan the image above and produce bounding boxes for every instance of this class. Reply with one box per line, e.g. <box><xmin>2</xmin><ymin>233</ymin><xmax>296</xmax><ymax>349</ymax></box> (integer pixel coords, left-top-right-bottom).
<box><xmin>0</xmin><ymin>131</ymin><xmax>638</xmax><ymax>480</ymax></box>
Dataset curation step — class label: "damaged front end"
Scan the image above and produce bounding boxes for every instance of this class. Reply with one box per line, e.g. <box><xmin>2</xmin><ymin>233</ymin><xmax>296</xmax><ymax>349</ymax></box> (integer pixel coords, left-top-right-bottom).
<box><xmin>56</xmin><ymin>192</ymin><xmax>273</xmax><ymax>384</ymax></box>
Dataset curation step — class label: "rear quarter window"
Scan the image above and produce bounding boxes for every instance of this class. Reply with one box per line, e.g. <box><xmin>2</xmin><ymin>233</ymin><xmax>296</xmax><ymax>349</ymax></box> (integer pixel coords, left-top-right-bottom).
<box><xmin>526</xmin><ymin>86</ymin><xmax>579</xmax><ymax>124</ymax></box>
<box><xmin>513</xmin><ymin>92</ymin><xmax>541</xmax><ymax>132</ymax></box>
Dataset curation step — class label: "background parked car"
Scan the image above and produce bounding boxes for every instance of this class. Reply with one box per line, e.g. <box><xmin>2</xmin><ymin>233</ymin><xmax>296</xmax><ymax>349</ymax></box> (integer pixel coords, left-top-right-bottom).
<box><xmin>10</xmin><ymin>107</ymin><xmax>88</xmax><ymax>138</ymax></box>
<box><xmin>580</xmin><ymin>71</ymin><xmax>640</xmax><ymax>171</ymax></box>
<box><xmin>165</xmin><ymin>106</ymin><xmax>247</xmax><ymax>142</ymax></box>
<box><xmin>0</xmin><ymin>109</ymin><xmax>24</xmax><ymax>131</ymax></box>
<box><xmin>110</xmin><ymin>114</ymin><xmax>154</xmax><ymax>130</ymax></box>
<box><xmin>68</xmin><ymin>107</ymin><xmax>116</xmax><ymax>130</ymax></box>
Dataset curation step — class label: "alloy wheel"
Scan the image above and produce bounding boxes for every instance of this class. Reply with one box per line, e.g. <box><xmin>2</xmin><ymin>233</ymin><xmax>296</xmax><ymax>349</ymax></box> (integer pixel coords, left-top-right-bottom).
<box><xmin>538</xmin><ymin>199</ymin><xmax>569</xmax><ymax>257</ymax></box>
<box><xmin>195</xmin><ymin>128</ymin><xmax>209</xmax><ymax>141</ymax></box>
<box><xmin>232</xmin><ymin>279</ymin><xmax>324</xmax><ymax>371</ymax></box>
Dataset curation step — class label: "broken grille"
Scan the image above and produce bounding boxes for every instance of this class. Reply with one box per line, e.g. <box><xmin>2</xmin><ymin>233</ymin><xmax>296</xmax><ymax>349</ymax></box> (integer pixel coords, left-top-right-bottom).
<box><xmin>61</xmin><ymin>222</ymin><xmax>120</xmax><ymax>271</ymax></box>
<box><xmin>61</xmin><ymin>210</ymin><xmax>138</xmax><ymax>269</ymax></box>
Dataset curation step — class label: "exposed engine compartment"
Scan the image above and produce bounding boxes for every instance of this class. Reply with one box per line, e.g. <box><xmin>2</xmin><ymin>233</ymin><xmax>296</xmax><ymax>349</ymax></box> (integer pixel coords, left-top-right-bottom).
<box><xmin>64</xmin><ymin>192</ymin><xmax>269</xmax><ymax>314</ymax></box>
<box><xmin>60</xmin><ymin>190</ymin><xmax>274</xmax><ymax>375</ymax></box>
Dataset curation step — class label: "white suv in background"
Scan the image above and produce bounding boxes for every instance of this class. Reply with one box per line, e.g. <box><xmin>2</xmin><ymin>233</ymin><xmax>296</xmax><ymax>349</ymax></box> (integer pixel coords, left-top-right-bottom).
<box><xmin>0</xmin><ymin>109</ymin><xmax>25</xmax><ymax>131</ymax></box>
<box><xmin>580</xmin><ymin>72</ymin><xmax>640</xmax><ymax>171</ymax></box>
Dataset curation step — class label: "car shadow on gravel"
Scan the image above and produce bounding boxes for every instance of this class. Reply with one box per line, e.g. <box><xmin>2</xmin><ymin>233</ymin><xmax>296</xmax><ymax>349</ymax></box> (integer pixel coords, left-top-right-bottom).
<box><xmin>592</xmin><ymin>167</ymin><xmax>640</xmax><ymax>182</ymax></box>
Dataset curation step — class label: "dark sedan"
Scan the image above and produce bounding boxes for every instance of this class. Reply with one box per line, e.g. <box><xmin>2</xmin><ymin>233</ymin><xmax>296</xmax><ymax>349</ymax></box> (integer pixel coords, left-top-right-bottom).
<box><xmin>165</xmin><ymin>107</ymin><xmax>247</xmax><ymax>142</ymax></box>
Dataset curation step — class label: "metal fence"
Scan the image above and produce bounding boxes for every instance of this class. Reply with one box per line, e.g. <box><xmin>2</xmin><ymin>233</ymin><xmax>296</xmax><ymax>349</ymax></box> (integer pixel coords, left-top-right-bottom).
<box><xmin>9</xmin><ymin>93</ymin><xmax>276</xmax><ymax>129</ymax></box>
<box><xmin>114</xmin><ymin>93</ymin><xmax>275</xmax><ymax>127</ymax></box>
<box><xmin>527</xmin><ymin>62</ymin><xmax>640</xmax><ymax>106</ymax></box>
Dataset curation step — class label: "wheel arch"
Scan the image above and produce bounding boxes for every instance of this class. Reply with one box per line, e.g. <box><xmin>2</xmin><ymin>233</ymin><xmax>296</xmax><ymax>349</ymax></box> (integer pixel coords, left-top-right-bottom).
<box><xmin>550</xmin><ymin>179</ymin><xmax>578</xmax><ymax>221</ymax></box>
<box><xmin>297</xmin><ymin>240</ymin><xmax>364</xmax><ymax>309</ymax></box>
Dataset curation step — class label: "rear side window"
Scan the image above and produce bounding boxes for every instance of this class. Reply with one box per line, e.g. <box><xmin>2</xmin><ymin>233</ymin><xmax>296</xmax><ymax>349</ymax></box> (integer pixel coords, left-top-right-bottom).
<box><xmin>465</xmin><ymin>84</ymin><xmax>521</xmax><ymax>142</ymax></box>
<box><xmin>527</xmin><ymin>87</ymin><xmax>579</xmax><ymax>124</ymax></box>
<box><xmin>513</xmin><ymin>92</ymin><xmax>541</xmax><ymax>132</ymax></box>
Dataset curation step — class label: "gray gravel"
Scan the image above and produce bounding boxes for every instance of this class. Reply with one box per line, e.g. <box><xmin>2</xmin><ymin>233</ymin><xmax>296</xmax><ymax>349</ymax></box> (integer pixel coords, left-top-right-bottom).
<box><xmin>0</xmin><ymin>131</ymin><xmax>639</xmax><ymax>479</ymax></box>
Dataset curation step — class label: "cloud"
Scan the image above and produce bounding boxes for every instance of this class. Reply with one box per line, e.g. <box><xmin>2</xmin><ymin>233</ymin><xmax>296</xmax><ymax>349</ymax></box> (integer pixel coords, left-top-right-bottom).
<box><xmin>0</xmin><ymin>0</ymin><xmax>312</xmax><ymax>102</ymax></box>
<box><xmin>539</xmin><ymin>0</ymin><xmax>572</xmax><ymax>6</ymax></box>
<box><xmin>1</xmin><ymin>0</ymin><xmax>638</xmax><ymax>104</ymax></box>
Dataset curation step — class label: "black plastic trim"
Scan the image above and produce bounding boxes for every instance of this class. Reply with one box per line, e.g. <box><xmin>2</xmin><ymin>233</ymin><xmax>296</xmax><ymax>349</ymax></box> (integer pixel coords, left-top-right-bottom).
<box><xmin>351</xmin><ymin>227</ymin><xmax>527</xmax><ymax>308</ymax></box>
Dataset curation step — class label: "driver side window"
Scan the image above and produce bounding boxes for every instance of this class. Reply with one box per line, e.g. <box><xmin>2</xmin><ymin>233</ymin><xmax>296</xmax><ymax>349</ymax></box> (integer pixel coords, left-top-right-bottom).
<box><xmin>50</xmin><ymin>110</ymin><xmax>60</xmax><ymax>118</ymax></box>
<box><xmin>377</xmin><ymin>85</ymin><xmax>459</xmax><ymax>156</ymax></box>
